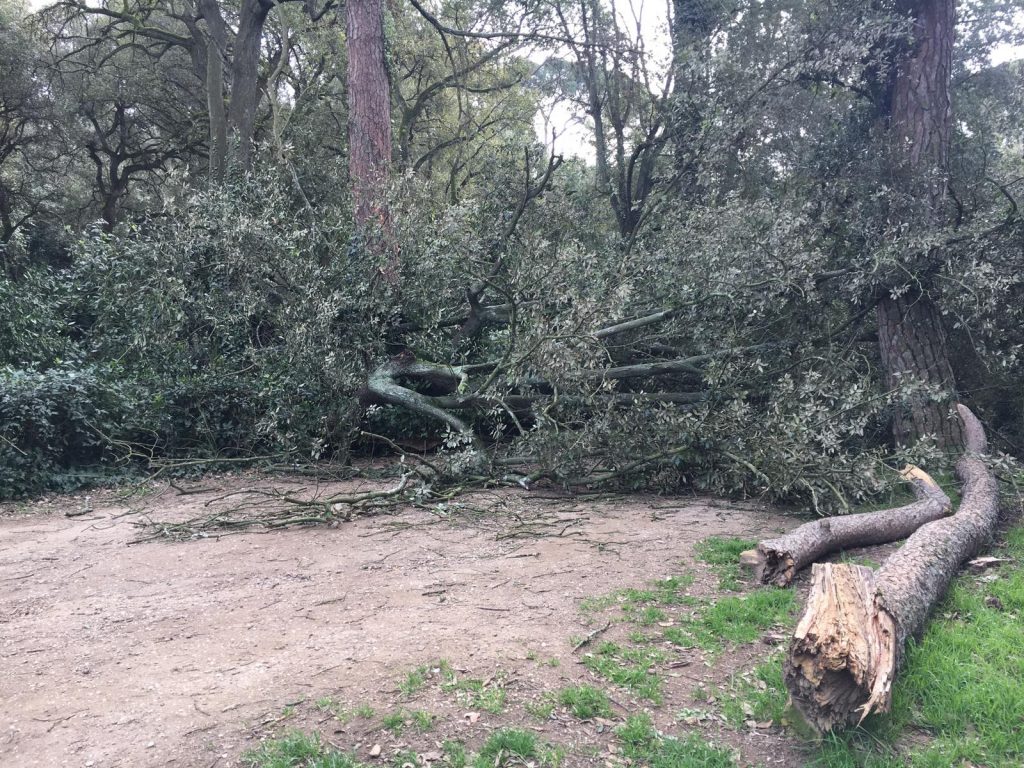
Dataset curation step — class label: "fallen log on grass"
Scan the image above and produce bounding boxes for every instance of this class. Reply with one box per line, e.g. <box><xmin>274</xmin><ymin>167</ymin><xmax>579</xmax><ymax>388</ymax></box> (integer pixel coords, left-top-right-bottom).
<box><xmin>740</xmin><ymin>465</ymin><xmax>951</xmax><ymax>587</ymax></box>
<box><xmin>784</xmin><ymin>405</ymin><xmax>1000</xmax><ymax>732</ymax></box>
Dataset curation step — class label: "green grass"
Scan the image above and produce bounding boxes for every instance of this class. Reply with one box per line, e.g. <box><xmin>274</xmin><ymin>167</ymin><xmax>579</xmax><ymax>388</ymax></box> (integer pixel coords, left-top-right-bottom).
<box><xmin>442</xmin><ymin>740</ymin><xmax>468</xmax><ymax>768</ymax></box>
<box><xmin>474</xmin><ymin>729</ymin><xmax>538</xmax><ymax>768</ymax></box>
<box><xmin>664</xmin><ymin>588</ymin><xmax>797</xmax><ymax>652</ymax></box>
<box><xmin>616</xmin><ymin>713</ymin><xmax>737</xmax><ymax>768</ymax></box>
<box><xmin>411</xmin><ymin>710</ymin><xmax>434</xmax><ymax>731</ymax></box>
<box><xmin>580</xmin><ymin>574</ymin><xmax>697</xmax><ymax>618</ymax></box>
<box><xmin>525</xmin><ymin>694</ymin><xmax>556</xmax><ymax>720</ymax></box>
<box><xmin>695</xmin><ymin>536</ymin><xmax>757</xmax><ymax>591</ymax></box>
<box><xmin>314</xmin><ymin>697</ymin><xmax>350</xmax><ymax>722</ymax></box>
<box><xmin>441</xmin><ymin>669</ymin><xmax>507</xmax><ymax>713</ymax></box>
<box><xmin>557</xmin><ymin>685</ymin><xmax>612</xmax><ymax>719</ymax></box>
<box><xmin>582</xmin><ymin>641</ymin><xmax>665</xmax><ymax>703</ymax></box>
<box><xmin>472</xmin><ymin>687</ymin><xmax>506</xmax><ymax>714</ymax></box>
<box><xmin>805</xmin><ymin>524</ymin><xmax>1024</xmax><ymax>767</ymax></box>
<box><xmin>719</xmin><ymin>657</ymin><xmax>789</xmax><ymax>727</ymax></box>
<box><xmin>381</xmin><ymin>710</ymin><xmax>406</xmax><ymax>733</ymax></box>
<box><xmin>389</xmin><ymin>750</ymin><xmax>419</xmax><ymax>768</ymax></box>
<box><xmin>243</xmin><ymin>731</ymin><xmax>364</xmax><ymax>768</ymax></box>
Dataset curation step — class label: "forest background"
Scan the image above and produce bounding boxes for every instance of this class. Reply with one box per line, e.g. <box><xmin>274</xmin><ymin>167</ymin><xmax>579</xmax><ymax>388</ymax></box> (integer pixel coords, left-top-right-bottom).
<box><xmin>1</xmin><ymin>0</ymin><xmax>1023</xmax><ymax>511</ymax></box>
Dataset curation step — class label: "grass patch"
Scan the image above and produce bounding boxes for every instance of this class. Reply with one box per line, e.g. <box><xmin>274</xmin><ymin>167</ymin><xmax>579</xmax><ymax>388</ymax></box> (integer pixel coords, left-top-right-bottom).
<box><xmin>474</xmin><ymin>729</ymin><xmax>538</xmax><ymax>768</ymax></box>
<box><xmin>580</xmin><ymin>574</ymin><xmax>697</xmax><ymax>619</ymax></box>
<box><xmin>582</xmin><ymin>641</ymin><xmax>665</xmax><ymax>703</ymax></box>
<box><xmin>719</xmin><ymin>657</ymin><xmax>789</xmax><ymax>727</ymax></box>
<box><xmin>616</xmin><ymin>713</ymin><xmax>736</xmax><ymax>768</ymax></box>
<box><xmin>380</xmin><ymin>711</ymin><xmax>406</xmax><ymax>733</ymax></box>
<box><xmin>442</xmin><ymin>740</ymin><xmax>468</xmax><ymax>768</ymax></box>
<box><xmin>525</xmin><ymin>694</ymin><xmax>556</xmax><ymax>720</ymax></box>
<box><xmin>664</xmin><ymin>588</ymin><xmax>797</xmax><ymax>652</ymax></box>
<box><xmin>557</xmin><ymin>685</ymin><xmax>612</xmax><ymax>719</ymax></box>
<box><xmin>399</xmin><ymin>659</ymin><xmax>452</xmax><ymax>697</ymax></box>
<box><xmin>805</xmin><ymin>524</ymin><xmax>1024</xmax><ymax>767</ymax></box>
<box><xmin>472</xmin><ymin>687</ymin><xmax>507</xmax><ymax>714</ymax></box>
<box><xmin>243</xmin><ymin>731</ymin><xmax>363</xmax><ymax>768</ymax></box>
<box><xmin>441</xmin><ymin>669</ymin><xmax>507</xmax><ymax>713</ymax></box>
<box><xmin>695</xmin><ymin>536</ymin><xmax>757</xmax><ymax>591</ymax></box>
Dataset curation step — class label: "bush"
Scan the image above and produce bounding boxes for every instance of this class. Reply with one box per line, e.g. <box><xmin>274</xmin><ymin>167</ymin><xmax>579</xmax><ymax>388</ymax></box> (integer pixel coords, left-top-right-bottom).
<box><xmin>0</xmin><ymin>364</ymin><xmax>133</xmax><ymax>498</ymax></box>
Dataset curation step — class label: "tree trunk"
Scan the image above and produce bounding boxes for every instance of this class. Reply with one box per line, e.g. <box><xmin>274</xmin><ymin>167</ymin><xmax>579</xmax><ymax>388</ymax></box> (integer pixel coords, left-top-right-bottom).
<box><xmin>205</xmin><ymin>36</ymin><xmax>227</xmax><ymax>180</ymax></box>
<box><xmin>670</xmin><ymin>0</ymin><xmax>716</xmax><ymax>199</ymax></box>
<box><xmin>876</xmin><ymin>0</ymin><xmax>961</xmax><ymax>450</ymax></box>
<box><xmin>741</xmin><ymin>465</ymin><xmax>951</xmax><ymax>587</ymax></box>
<box><xmin>784</xmin><ymin>405</ymin><xmax>999</xmax><ymax>732</ymax></box>
<box><xmin>877</xmin><ymin>290</ymin><xmax>963</xmax><ymax>448</ymax></box>
<box><xmin>225</xmin><ymin>0</ymin><xmax>272</xmax><ymax>172</ymax></box>
<box><xmin>346</xmin><ymin>0</ymin><xmax>394</xmax><ymax>276</ymax></box>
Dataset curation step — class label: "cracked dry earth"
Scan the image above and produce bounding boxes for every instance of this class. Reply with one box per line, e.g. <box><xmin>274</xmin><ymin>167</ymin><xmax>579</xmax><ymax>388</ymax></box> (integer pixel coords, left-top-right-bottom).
<box><xmin>1</xmin><ymin>477</ymin><xmax>804</xmax><ymax>768</ymax></box>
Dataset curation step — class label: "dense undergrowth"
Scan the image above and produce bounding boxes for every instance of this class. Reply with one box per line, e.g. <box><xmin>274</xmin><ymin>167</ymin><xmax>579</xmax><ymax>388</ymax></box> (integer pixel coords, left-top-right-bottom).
<box><xmin>5</xmin><ymin>167</ymin><xmax>1020</xmax><ymax>507</ymax></box>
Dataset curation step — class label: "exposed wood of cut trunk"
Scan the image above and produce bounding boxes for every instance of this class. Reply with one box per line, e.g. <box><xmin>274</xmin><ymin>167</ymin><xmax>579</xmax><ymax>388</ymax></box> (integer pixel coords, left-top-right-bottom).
<box><xmin>740</xmin><ymin>465</ymin><xmax>951</xmax><ymax>587</ymax></box>
<box><xmin>783</xmin><ymin>405</ymin><xmax>1000</xmax><ymax>732</ymax></box>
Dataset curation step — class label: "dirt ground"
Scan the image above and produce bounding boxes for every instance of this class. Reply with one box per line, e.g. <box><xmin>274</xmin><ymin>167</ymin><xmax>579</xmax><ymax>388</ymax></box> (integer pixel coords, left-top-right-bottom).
<box><xmin>1</xmin><ymin>475</ymin><xmax>811</xmax><ymax>768</ymax></box>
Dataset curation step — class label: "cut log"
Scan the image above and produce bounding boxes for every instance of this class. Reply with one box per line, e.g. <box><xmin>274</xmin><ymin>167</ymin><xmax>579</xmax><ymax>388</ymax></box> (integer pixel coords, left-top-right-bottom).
<box><xmin>741</xmin><ymin>465</ymin><xmax>951</xmax><ymax>587</ymax></box>
<box><xmin>784</xmin><ymin>405</ymin><xmax>1000</xmax><ymax>732</ymax></box>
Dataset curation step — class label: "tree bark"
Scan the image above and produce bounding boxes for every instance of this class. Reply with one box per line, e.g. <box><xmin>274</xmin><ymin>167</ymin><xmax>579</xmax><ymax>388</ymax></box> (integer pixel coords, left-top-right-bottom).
<box><xmin>875</xmin><ymin>0</ymin><xmax>962</xmax><ymax>450</ymax></box>
<box><xmin>741</xmin><ymin>465</ymin><xmax>951</xmax><ymax>587</ymax></box>
<box><xmin>670</xmin><ymin>0</ymin><xmax>716</xmax><ymax>199</ymax></box>
<box><xmin>226</xmin><ymin>0</ymin><xmax>272</xmax><ymax>172</ymax></box>
<box><xmin>783</xmin><ymin>405</ymin><xmax>1000</xmax><ymax>732</ymax></box>
<box><xmin>877</xmin><ymin>290</ymin><xmax>963</xmax><ymax>448</ymax></box>
<box><xmin>346</xmin><ymin>0</ymin><xmax>395</xmax><ymax>277</ymax></box>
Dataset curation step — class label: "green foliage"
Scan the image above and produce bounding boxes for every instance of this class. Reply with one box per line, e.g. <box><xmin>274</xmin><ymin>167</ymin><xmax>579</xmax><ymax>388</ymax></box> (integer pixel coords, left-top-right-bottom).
<box><xmin>695</xmin><ymin>537</ymin><xmax>758</xmax><ymax>591</ymax></box>
<box><xmin>616</xmin><ymin>714</ymin><xmax>737</xmax><ymax>768</ymax></box>
<box><xmin>243</xmin><ymin>731</ymin><xmax>363</xmax><ymax>768</ymax></box>
<box><xmin>474</xmin><ymin>729</ymin><xmax>538</xmax><ymax>768</ymax></box>
<box><xmin>556</xmin><ymin>685</ymin><xmax>612</xmax><ymax>719</ymax></box>
<box><xmin>62</xmin><ymin>172</ymin><xmax>369</xmax><ymax>462</ymax></box>
<box><xmin>0</xmin><ymin>364</ymin><xmax>133</xmax><ymax>498</ymax></box>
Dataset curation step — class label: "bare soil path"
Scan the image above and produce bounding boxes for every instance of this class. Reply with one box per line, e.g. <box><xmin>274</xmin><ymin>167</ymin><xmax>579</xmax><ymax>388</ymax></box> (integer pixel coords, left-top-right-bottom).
<box><xmin>1</xmin><ymin>477</ymin><xmax>802</xmax><ymax>768</ymax></box>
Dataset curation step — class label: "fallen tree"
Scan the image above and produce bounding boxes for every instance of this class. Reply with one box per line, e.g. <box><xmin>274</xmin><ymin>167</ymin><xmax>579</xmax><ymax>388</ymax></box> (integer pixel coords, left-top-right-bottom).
<box><xmin>740</xmin><ymin>465</ymin><xmax>952</xmax><ymax>587</ymax></box>
<box><xmin>783</xmin><ymin>404</ymin><xmax>1000</xmax><ymax>732</ymax></box>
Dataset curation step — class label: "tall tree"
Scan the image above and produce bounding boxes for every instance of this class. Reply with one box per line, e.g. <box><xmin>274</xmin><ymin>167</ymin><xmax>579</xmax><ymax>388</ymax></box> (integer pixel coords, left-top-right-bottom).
<box><xmin>346</xmin><ymin>0</ymin><xmax>395</xmax><ymax>278</ymax></box>
<box><xmin>874</xmin><ymin>0</ymin><xmax>963</xmax><ymax>449</ymax></box>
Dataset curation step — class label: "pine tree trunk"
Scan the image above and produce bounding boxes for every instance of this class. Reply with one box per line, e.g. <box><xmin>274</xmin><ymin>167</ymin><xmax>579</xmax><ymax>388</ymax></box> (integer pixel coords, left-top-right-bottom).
<box><xmin>742</xmin><ymin>466</ymin><xmax>951</xmax><ymax>587</ymax></box>
<box><xmin>346</xmin><ymin>0</ymin><xmax>392</xmax><ymax>224</ymax></box>
<box><xmin>877</xmin><ymin>291</ymin><xmax>963</xmax><ymax>448</ymax></box>
<box><xmin>876</xmin><ymin>0</ymin><xmax>961</xmax><ymax>449</ymax></box>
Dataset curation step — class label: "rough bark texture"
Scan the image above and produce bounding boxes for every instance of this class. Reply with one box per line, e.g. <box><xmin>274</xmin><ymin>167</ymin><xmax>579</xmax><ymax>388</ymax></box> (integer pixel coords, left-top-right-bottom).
<box><xmin>877</xmin><ymin>290</ymin><xmax>963</xmax><ymax>449</ymax></box>
<box><xmin>670</xmin><ymin>0</ymin><xmax>716</xmax><ymax>199</ymax></box>
<box><xmin>196</xmin><ymin>0</ymin><xmax>229</xmax><ymax>179</ymax></box>
<box><xmin>226</xmin><ymin>0</ymin><xmax>271</xmax><ymax>172</ymax></box>
<box><xmin>875</xmin><ymin>0</ymin><xmax>962</xmax><ymax>450</ymax></box>
<box><xmin>346</xmin><ymin>0</ymin><xmax>393</xmax><ymax>235</ymax></box>
<box><xmin>784</xmin><ymin>405</ymin><xmax>1000</xmax><ymax>732</ymax></box>
<box><xmin>742</xmin><ymin>465</ymin><xmax>951</xmax><ymax>587</ymax></box>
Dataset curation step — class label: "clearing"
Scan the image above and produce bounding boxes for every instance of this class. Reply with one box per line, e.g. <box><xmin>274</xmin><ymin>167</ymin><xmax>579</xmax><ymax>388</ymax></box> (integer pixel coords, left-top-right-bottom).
<box><xmin>2</xmin><ymin>475</ymin><xmax>1020</xmax><ymax>768</ymax></box>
